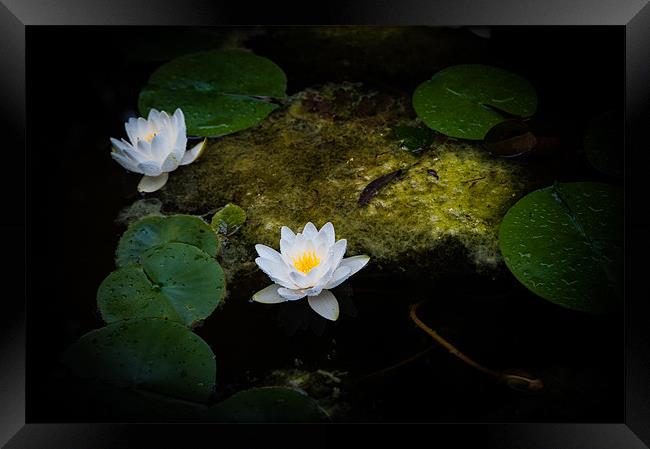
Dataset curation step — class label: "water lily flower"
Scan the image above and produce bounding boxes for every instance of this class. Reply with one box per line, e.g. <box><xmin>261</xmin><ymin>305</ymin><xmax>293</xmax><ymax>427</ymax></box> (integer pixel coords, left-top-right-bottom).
<box><xmin>252</xmin><ymin>222</ymin><xmax>370</xmax><ymax>321</ymax></box>
<box><xmin>110</xmin><ymin>108</ymin><xmax>206</xmax><ymax>193</ymax></box>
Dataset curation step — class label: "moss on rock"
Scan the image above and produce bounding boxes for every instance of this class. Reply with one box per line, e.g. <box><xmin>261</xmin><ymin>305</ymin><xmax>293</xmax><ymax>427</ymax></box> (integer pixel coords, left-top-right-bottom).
<box><xmin>157</xmin><ymin>83</ymin><xmax>537</xmax><ymax>278</ymax></box>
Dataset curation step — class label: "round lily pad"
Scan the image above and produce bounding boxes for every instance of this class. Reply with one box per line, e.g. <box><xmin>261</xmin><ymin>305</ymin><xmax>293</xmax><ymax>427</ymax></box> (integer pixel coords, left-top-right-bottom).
<box><xmin>413</xmin><ymin>64</ymin><xmax>537</xmax><ymax>140</ymax></box>
<box><xmin>209</xmin><ymin>387</ymin><xmax>330</xmax><ymax>422</ymax></box>
<box><xmin>116</xmin><ymin>214</ymin><xmax>218</xmax><ymax>267</ymax></box>
<box><xmin>62</xmin><ymin>318</ymin><xmax>216</xmax><ymax>402</ymax></box>
<box><xmin>138</xmin><ymin>49</ymin><xmax>287</xmax><ymax>137</ymax></box>
<box><xmin>211</xmin><ymin>203</ymin><xmax>246</xmax><ymax>234</ymax></box>
<box><xmin>99</xmin><ymin>242</ymin><xmax>226</xmax><ymax>326</ymax></box>
<box><xmin>499</xmin><ymin>182</ymin><xmax>623</xmax><ymax>313</ymax></box>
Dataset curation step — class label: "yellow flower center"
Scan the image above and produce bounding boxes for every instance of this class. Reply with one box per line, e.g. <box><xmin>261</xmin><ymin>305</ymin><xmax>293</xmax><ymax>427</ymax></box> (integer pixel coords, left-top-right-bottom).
<box><xmin>292</xmin><ymin>251</ymin><xmax>321</xmax><ymax>274</ymax></box>
<box><xmin>143</xmin><ymin>132</ymin><xmax>157</xmax><ymax>142</ymax></box>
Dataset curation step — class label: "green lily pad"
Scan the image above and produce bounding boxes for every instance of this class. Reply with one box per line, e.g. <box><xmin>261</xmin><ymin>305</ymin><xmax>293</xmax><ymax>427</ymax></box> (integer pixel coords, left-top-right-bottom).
<box><xmin>584</xmin><ymin>110</ymin><xmax>623</xmax><ymax>177</ymax></box>
<box><xmin>62</xmin><ymin>318</ymin><xmax>216</xmax><ymax>402</ymax></box>
<box><xmin>389</xmin><ymin>125</ymin><xmax>436</xmax><ymax>153</ymax></box>
<box><xmin>209</xmin><ymin>387</ymin><xmax>330</xmax><ymax>422</ymax></box>
<box><xmin>99</xmin><ymin>242</ymin><xmax>226</xmax><ymax>326</ymax></box>
<box><xmin>138</xmin><ymin>49</ymin><xmax>287</xmax><ymax>137</ymax></box>
<box><xmin>499</xmin><ymin>182</ymin><xmax>623</xmax><ymax>313</ymax></box>
<box><xmin>211</xmin><ymin>203</ymin><xmax>246</xmax><ymax>235</ymax></box>
<box><xmin>116</xmin><ymin>214</ymin><xmax>218</xmax><ymax>267</ymax></box>
<box><xmin>413</xmin><ymin>64</ymin><xmax>537</xmax><ymax>140</ymax></box>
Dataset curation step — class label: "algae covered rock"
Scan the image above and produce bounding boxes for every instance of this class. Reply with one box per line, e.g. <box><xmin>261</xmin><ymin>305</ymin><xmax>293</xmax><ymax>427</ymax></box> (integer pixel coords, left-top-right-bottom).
<box><xmin>157</xmin><ymin>83</ymin><xmax>536</xmax><ymax>278</ymax></box>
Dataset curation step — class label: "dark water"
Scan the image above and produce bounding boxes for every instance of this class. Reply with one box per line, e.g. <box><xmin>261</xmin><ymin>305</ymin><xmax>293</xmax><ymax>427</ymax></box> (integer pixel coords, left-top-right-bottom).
<box><xmin>27</xmin><ymin>26</ymin><xmax>623</xmax><ymax>422</ymax></box>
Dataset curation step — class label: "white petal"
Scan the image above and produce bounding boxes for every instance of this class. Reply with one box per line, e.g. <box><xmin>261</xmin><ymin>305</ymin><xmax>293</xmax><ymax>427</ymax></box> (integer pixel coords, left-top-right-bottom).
<box><xmin>302</xmin><ymin>222</ymin><xmax>318</xmax><ymax>239</ymax></box>
<box><xmin>287</xmin><ymin>233</ymin><xmax>309</xmax><ymax>258</ymax></box>
<box><xmin>111</xmin><ymin>152</ymin><xmax>140</xmax><ymax>172</ymax></box>
<box><xmin>170</xmin><ymin>131</ymin><xmax>186</xmax><ymax>164</ymax></box>
<box><xmin>137</xmin><ymin>173</ymin><xmax>169</xmax><ymax>193</ymax></box>
<box><xmin>115</xmin><ymin>142</ymin><xmax>144</xmax><ymax>166</ymax></box>
<box><xmin>323</xmin><ymin>266</ymin><xmax>352</xmax><ymax>290</ymax></box>
<box><xmin>174</xmin><ymin>132</ymin><xmax>188</xmax><ymax>160</ymax></box>
<box><xmin>310</xmin><ymin>239</ymin><xmax>347</xmax><ymax>288</ymax></box>
<box><xmin>149</xmin><ymin>133</ymin><xmax>170</xmax><ymax>162</ymax></box>
<box><xmin>255</xmin><ymin>257</ymin><xmax>296</xmax><ymax>289</ymax></box>
<box><xmin>136</xmin><ymin>117</ymin><xmax>152</xmax><ymax>139</ymax></box>
<box><xmin>278</xmin><ymin>287</ymin><xmax>307</xmax><ymax>301</ymax></box>
<box><xmin>137</xmin><ymin>161</ymin><xmax>163</xmax><ymax>177</ymax></box>
<box><xmin>160</xmin><ymin>152</ymin><xmax>180</xmax><ymax>173</ymax></box>
<box><xmin>110</xmin><ymin>137</ymin><xmax>134</xmax><ymax>155</ymax></box>
<box><xmin>255</xmin><ymin>257</ymin><xmax>288</xmax><ymax>279</ymax></box>
<box><xmin>124</xmin><ymin>118</ymin><xmax>139</xmax><ymax>144</ymax></box>
<box><xmin>289</xmin><ymin>268</ymin><xmax>325</xmax><ymax>290</ymax></box>
<box><xmin>339</xmin><ymin>255</ymin><xmax>370</xmax><ymax>278</ymax></box>
<box><xmin>307</xmin><ymin>290</ymin><xmax>339</xmax><ymax>321</ymax></box>
<box><xmin>255</xmin><ymin>244</ymin><xmax>284</xmax><ymax>264</ymax></box>
<box><xmin>173</xmin><ymin>108</ymin><xmax>185</xmax><ymax>125</ymax></box>
<box><xmin>147</xmin><ymin>108</ymin><xmax>161</xmax><ymax>121</ymax></box>
<box><xmin>317</xmin><ymin>222</ymin><xmax>335</xmax><ymax>249</ymax></box>
<box><xmin>304</xmin><ymin>285</ymin><xmax>324</xmax><ymax>297</ymax></box>
<box><xmin>281</xmin><ymin>226</ymin><xmax>296</xmax><ymax>243</ymax></box>
<box><xmin>280</xmin><ymin>239</ymin><xmax>294</xmax><ymax>260</ymax></box>
<box><xmin>181</xmin><ymin>138</ymin><xmax>207</xmax><ymax>166</ymax></box>
<box><xmin>136</xmin><ymin>138</ymin><xmax>153</xmax><ymax>158</ymax></box>
<box><xmin>328</xmin><ymin>239</ymin><xmax>347</xmax><ymax>270</ymax></box>
<box><xmin>252</xmin><ymin>284</ymin><xmax>287</xmax><ymax>304</ymax></box>
<box><xmin>173</xmin><ymin>110</ymin><xmax>187</xmax><ymax>146</ymax></box>
<box><xmin>159</xmin><ymin>110</ymin><xmax>170</xmax><ymax>123</ymax></box>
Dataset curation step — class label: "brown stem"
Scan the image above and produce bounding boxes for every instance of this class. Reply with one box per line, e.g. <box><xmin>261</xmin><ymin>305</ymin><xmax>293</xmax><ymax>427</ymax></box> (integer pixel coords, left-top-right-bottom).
<box><xmin>409</xmin><ymin>301</ymin><xmax>544</xmax><ymax>392</ymax></box>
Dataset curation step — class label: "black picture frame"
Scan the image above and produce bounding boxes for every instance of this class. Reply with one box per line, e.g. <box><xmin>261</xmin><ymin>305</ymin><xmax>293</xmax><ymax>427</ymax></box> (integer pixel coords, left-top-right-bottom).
<box><xmin>3</xmin><ymin>0</ymin><xmax>650</xmax><ymax>447</ymax></box>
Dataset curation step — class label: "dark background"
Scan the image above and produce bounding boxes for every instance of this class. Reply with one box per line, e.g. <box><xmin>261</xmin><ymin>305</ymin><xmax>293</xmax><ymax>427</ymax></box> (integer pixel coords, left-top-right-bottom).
<box><xmin>26</xmin><ymin>26</ymin><xmax>624</xmax><ymax>423</ymax></box>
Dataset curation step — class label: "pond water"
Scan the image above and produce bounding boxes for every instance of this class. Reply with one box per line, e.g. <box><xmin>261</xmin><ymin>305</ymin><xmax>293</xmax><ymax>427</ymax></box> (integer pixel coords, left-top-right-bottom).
<box><xmin>28</xmin><ymin>26</ymin><xmax>623</xmax><ymax>422</ymax></box>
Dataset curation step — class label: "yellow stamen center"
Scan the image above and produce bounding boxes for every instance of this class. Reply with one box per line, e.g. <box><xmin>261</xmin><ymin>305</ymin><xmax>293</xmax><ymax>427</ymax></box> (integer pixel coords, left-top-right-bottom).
<box><xmin>143</xmin><ymin>132</ymin><xmax>157</xmax><ymax>142</ymax></box>
<box><xmin>292</xmin><ymin>251</ymin><xmax>321</xmax><ymax>274</ymax></box>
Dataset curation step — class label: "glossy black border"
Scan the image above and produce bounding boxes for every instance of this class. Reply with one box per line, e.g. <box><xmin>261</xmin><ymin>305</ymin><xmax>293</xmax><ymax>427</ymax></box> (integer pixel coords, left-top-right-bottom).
<box><xmin>4</xmin><ymin>0</ymin><xmax>650</xmax><ymax>447</ymax></box>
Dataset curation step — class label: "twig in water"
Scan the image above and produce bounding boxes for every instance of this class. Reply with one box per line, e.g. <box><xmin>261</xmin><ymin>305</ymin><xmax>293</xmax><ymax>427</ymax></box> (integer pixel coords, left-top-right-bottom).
<box><xmin>409</xmin><ymin>301</ymin><xmax>544</xmax><ymax>392</ymax></box>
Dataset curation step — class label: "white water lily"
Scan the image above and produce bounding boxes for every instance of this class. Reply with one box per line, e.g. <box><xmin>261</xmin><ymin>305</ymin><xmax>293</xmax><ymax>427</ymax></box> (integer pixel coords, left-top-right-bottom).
<box><xmin>110</xmin><ymin>108</ymin><xmax>206</xmax><ymax>193</ymax></box>
<box><xmin>252</xmin><ymin>222</ymin><xmax>370</xmax><ymax>321</ymax></box>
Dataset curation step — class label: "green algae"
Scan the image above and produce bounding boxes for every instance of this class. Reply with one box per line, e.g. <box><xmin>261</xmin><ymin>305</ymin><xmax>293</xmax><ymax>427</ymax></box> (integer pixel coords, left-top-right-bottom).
<box><xmin>156</xmin><ymin>83</ymin><xmax>537</xmax><ymax>278</ymax></box>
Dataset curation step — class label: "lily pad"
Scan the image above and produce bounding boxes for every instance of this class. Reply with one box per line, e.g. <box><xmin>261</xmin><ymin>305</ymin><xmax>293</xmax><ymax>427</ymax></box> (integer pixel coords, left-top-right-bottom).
<box><xmin>413</xmin><ymin>64</ymin><xmax>537</xmax><ymax>140</ymax></box>
<box><xmin>116</xmin><ymin>214</ymin><xmax>218</xmax><ymax>267</ymax></box>
<box><xmin>209</xmin><ymin>387</ymin><xmax>330</xmax><ymax>422</ymax></box>
<box><xmin>211</xmin><ymin>203</ymin><xmax>246</xmax><ymax>235</ymax></box>
<box><xmin>499</xmin><ymin>182</ymin><xmax>623</xmax><ymax>313</ymax></box>
<box><xmin>584</xmin><ymin>110</ymin><xmax>623</xmax><ymax>177</ymax></box>
<box><xmin>389</xmin><ymin>125</ymin><xmax>436</xmax><ymax>153</ymax></box>
<box><xmin>138</xmin><ymin>49</ymin><xmax>287</xmax><ymax>137</ymax></box>
<box><xmin>62</xmin><ymin>318</ymin><xmax>216</xmax><ymax>402</ymax></box>
<box><xmin>99</xmin><ymin>242</ymin><xmax>226</xmax><ymax>326</ymax></box>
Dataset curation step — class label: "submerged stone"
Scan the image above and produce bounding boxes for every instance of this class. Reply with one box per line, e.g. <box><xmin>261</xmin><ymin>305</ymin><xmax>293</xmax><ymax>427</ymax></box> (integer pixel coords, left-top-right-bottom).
<box><xmin>156</xmin><ymin>83</ymin><xmax>538</xmax><ymax>279</ymax></box>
